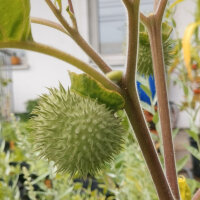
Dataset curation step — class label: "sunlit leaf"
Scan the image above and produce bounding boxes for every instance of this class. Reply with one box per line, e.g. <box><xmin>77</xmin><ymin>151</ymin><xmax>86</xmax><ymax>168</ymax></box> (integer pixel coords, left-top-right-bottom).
<box><xmin>176</xmin><ymin>155</ymin><xmax>189</xmax><ymax>172</ymax></box>
<box><xmin>186</xmin><ymin>146</ymin><xmax>200</xmax><ymax>160</ymax></box>
<box><xmin>69</xmin><ymin>72</ymin><xmax>125</xmax><ymax>110</ymax></box>
<box><xmin>186</xmin><ymin>130</ymin><xmax>199</xmax><ymax>143</ymax></box>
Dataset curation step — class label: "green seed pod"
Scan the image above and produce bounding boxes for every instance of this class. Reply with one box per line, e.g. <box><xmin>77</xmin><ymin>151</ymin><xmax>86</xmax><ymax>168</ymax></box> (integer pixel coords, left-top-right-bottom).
<box><xmin>31</xmin><ymin>84</ymin><xmax>125</xmax><ymax>177</ymax></box>
<box><xmin>137</xmin><ymin>23</ymin><xmax>175</xmax><ymax>76</ymax></box>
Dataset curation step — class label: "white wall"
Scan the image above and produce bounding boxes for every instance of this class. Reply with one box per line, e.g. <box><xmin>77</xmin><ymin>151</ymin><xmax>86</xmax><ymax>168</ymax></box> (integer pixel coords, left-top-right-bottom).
<box><xmin>12</xmin><ymin>0</ymin><xmax>89</xmax><ymax>112</ymax></box>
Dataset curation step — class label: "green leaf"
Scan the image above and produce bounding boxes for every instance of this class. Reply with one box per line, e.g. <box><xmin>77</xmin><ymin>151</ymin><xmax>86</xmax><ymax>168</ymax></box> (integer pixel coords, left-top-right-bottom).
<box><xmin>152</xmin><ymin>112</ymin><xmax>159</xmax><ymax>124</ymax></box>
<box><xmin>0</xmin><ymin>0</ymin><xmax>32</xmax><ymax>42</ymax></box>
<box><xmin>69</xmin><ymin>72</ymin><xmax>125</xmax><ymax>110</ymax></box>
<box><xmin>140</xmin><ymin>85</ymin><xmax>152</xmax><ymax>99</ymax></box>
<box><xmin>162</xmin><ymin>22</ymin><xmax>173</xmax><ymax>40</ymax></box>
<box><xmin>176</xmin><ymin>155</ymin><xmax>189</xmax><ymax>172</ymax></box>
<box><xmin>186</xmin><ymin>146</ymin><xmax>200</xmax><ymax>160</ymax></box>
<box><xmin>172</xmin><ymin>128</ymin><xmax>179</xmax><ymax>139</ymax></box>
<box><xmin>186</xmin><ymin>130</ymin><xmax>199</xmax><ymax>143</ymax></box>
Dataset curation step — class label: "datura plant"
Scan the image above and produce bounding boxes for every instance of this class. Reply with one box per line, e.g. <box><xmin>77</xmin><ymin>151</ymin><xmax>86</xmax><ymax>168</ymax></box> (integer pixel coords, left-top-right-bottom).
<box><xmin>0</xmin><ymin>0</ymin><xmax>198</xmax><ymax>200</ymax></box>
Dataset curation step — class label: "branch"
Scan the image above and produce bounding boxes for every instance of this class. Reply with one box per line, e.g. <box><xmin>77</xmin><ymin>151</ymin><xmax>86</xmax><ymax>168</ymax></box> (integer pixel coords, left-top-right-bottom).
<box><xmin>124</xmin><ymin>92</ymin><xmax>174</xmax><ymax>200</ymax></box>
<box><xmin>156</xmin><ymin>0</ymin><xmax>168</xmax><ymax>23</ymax></box>
<box><xmin>122</xmin><ymin>0</ymin><xmax>140</xmax><ymax>92</ymax></box>
<box><xmin>31</xmin><ymin>17</ymin><xmax>69</xmax><ymax>35</ymax></box>
<box><xmin>144</xmin><ymin>13</ymin><xmax>180</xmax><ymax>200</ymax></box>
<box><xmin>0</xmin><ymin>41</ymin><xmax>120</xmax><ymax>93</ymax></box>
<box><xmin>193</xmin><ymin>189</ymin><xmax>200</xmax><ymax>200</ymax></box>
<box><xmin>45</xmin><ymin>0</ymin><xmax>112</xmax><ymax>74</ymax></box>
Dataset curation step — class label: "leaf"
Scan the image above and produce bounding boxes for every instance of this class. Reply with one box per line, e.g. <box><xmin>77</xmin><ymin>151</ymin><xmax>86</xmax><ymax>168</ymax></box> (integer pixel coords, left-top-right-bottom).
<box><xmin>169</xmin><ymin>0</ymin><xmax>184</xmax><ymax>10</ymax></box>
<box><xmin>0</xmin><ymin>0</ymin><xmax>32</xmax><ymax>42</ymax></box>
<box><xmin>186</xmin><ymin>130</ymin><xmax>199</xmax><ymax>143</ymax></box>
<box><xmin>186</xmin><ymin>146</ymin><xmax>200</xmax><ymax>160</ymax></box>
<box><xmin>176</xmin><ymin>155</ymin><xmax>189</xmax><ymax>172</ymax></box>
<box><xmin>162</xmin><ymin>22</ymin><xmax>173</xmax><ymax>40</ymax></box>
<box><xmin>69</xmin><ymin>72</ymin><xmax>125</xmax><ymax>110</ymax></box>
<box><xmin>172</xmin><ymin>128</ymin><xmax>179</xmax><ymax>139</ymax></box>
<box><xmin>140</xmin><ymin>85</ymin><xmax>152</xmax><ymax>99</ymax></box>
<box><xmin>152</xmin><ymin>112</ymin><xmax>159</xmax><ymax>124</ymax></box>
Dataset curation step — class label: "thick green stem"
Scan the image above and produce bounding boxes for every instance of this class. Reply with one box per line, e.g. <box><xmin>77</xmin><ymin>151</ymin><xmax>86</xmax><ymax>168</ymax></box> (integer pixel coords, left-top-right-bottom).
<box><xmin>31</xmin><ymin>17</ymin><xmax>69</xmax><ymax>35</ymax></box>
<box><xmin>123</xmin><ymin>89</ymin><xmax>174</xmax><ymax>200</ymax></box>
<box><xmin>0</xmin><ymin>41</ymin><xmax>120</xmax><ymax>93</ymax></box>
<box><xmin>146</xmin><ymin>15</ymin><xmax>180</xmax><ymax>200</ymax></box>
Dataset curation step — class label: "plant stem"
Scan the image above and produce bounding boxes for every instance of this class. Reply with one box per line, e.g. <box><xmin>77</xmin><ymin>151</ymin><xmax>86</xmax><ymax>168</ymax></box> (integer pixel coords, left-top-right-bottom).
<box><xmin>146</xmin><ymin>15</ymin><xmax>180</xmax><ymax>200</ymax></box>
<box><xmin>45</xmin><ymin>0</ymin><xmax>112</xmax><ymax>74</ymax></box>
<box><xmin>156</xmin><ymin>0</ymin><xmax>168</xmax><ymax>24</ymax></box>
<box><xmin>123</xmin><ymin>0</ymin><xmax>140</xmax><ymax>91</ymax></box>
<box><xmin>192</xmin><ymin>189</ymin><xmax>200</xmax><ymax>200</ymax></box>
<box><xmin>123</xmin><ymin>89</ymin><xmax>174</xmax><ymax>200</ymax></box>
<box><xmin>0</xmin><ymin>41</ymin><xmax>120</xmax><ymax>93</ymax></box>
<box><xmin>68</xmin><ymin>0</ymin><xmax>74</xmax><ymax>14</ymax></box>
<box><xmin>122</xmin><ymin>1</ymin><xmax>174</xmax><ymax>199</ymax></box>
<box><xmin>31</xmin><ymin>17</ymin><xmax>68</xmax><ymax>35</ymax></box>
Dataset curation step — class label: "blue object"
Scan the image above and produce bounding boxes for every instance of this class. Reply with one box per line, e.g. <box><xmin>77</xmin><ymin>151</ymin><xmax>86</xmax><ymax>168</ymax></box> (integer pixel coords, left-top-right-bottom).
<box><xmin>136</xmin><ymin>75</ymin><xmax>156</xmax><ymax>105</ymax></box>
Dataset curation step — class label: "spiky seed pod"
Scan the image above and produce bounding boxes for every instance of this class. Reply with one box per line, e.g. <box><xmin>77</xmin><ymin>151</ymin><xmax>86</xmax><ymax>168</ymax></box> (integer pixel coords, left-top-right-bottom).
<box><xmin>137</xmin><ymin>32</ymin><xmax>175</xmax><ymax>76</ymax></box>
<box><xmin>30</xmin><ymin>84</ymin><xmax>125</xmax><ymax>177</ymax></box>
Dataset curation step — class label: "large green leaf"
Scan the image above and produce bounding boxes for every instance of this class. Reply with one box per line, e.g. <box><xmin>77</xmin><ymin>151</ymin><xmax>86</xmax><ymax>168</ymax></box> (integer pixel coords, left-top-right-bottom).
<box><xmin>69</xmin><ymin>72</ymin><xmax>125</xmax><ymax>110</ymax></box>
<box><xmin>0</xmin><ymin>0</ymin><xmax>32</xmax><ymax>42</ymax></box>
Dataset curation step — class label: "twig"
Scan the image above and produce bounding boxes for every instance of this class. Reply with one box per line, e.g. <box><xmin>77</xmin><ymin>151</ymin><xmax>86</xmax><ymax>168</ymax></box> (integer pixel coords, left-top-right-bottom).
<box><xmin>31</xmin><ymin>17</ymin><xmax>69</xmax><ymax>35</ymax></box>
<box><xmin>68</xmin><ymin>0</ymin><xmax>74</xmax><ymax>14</ymax></box>
<box><xmin>192</xmin><ymin>188</ymin><xmax>200</xmax><ymax>200</ymax></box>
<box><xmin>0</xmin><ymin>41</ymin><xmax>120</xmax><ymax>93</ymax></box>
<box><xmin>156</xmin><ymin>0</ymin><xmax>168</xmax><ymax>23</ymax></box>
<box><xmin>45</xmin><ymin>0</ymin><xmax>112</xmax><ymax>74</ymax></box>
<box><xmin>140</xmin><ymin>1</ymin><xmax>180</xmax><ymax>198</ymax></box>
<box><xmin>154</xmin><ymin>0</ymin><xmax>160</xmax><ymax>12</ymax></box>
<box><xmin>66</xmin><ymin>6</ymin><xmax>78</xmax><ymax>29</ymax></box>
